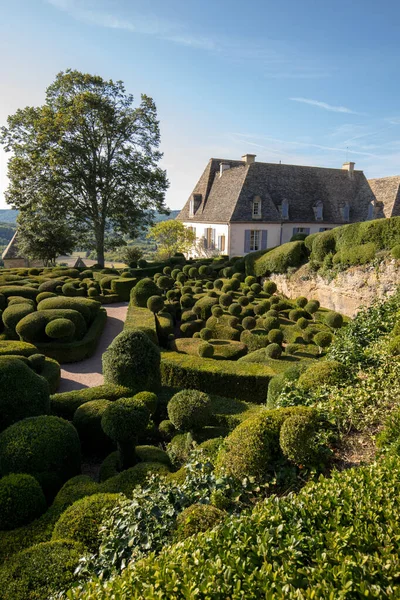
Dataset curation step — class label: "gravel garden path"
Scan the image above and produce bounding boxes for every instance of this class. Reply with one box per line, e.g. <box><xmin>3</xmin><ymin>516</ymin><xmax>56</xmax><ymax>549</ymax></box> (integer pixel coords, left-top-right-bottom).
<box><xmin>58</xmin><ymin>302</ymin><xmax>129</xmax><ymax>393</ymax></box>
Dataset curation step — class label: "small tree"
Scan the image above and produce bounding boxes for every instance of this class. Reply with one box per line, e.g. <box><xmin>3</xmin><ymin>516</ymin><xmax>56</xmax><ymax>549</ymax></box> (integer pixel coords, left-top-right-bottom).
<box><xmin>120</xmin><ymin>245</ymin><xmax>143</xmax><ymax>266</ymax></box>
<box><xmin>17</xmin><ymin>208</ymin><xmax>75</xmax><ymax>266</ymax></box>
<box><xmin>147</xmin><ymin>220</ymin><xmax>196</xmax><ymax>260</ymax></box>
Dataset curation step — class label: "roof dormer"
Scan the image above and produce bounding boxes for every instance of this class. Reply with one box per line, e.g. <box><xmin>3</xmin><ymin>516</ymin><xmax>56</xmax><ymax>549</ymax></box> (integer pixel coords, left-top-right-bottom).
<box><xmin>189</xmin><ymin>194</ymin><xmax>202</xmax><ymax>218</ymax></box>
<box><xmin>313</xmin><ymin>201</ymin><xmax>323</xmax><ymax>221</ymax></box>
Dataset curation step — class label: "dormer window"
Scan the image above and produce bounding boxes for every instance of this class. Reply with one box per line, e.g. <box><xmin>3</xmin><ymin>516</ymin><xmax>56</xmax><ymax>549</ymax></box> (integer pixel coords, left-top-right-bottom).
<box><xmin>313</xmin><ymin>201</ymin><xmax>323</xmax><ymax>221</ymax></box>
<box><xmin>252</xmin><ymin>196</ymin><xmax>262</xmax><ymax>219</ymax></box>
<box><xmin>189</xmin><ymin>194</ymin><xmax>202</xmax><ymax>218</ymax></box>
<box><xmin>280</xmin><ymin>198</ymin><xmax>289</xmax><ymax>220</ymax></box>
<box><xmin>341</xmin><ymin>203</ymin><xmax>350</xmax><ymax>222</ymax></box>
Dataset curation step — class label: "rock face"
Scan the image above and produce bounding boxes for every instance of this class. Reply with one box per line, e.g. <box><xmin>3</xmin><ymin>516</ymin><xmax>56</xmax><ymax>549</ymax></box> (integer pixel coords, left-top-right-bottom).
<box><xmin>270</xmin><ymin>258</ymin><xmax>400</xmax><ymax>317</ymax></box>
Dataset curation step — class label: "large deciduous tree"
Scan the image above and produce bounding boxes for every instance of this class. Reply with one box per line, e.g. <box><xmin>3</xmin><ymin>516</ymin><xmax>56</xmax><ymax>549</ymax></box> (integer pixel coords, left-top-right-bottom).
<box><xmin>0</xmin><ymin>70</ymin><xmax>169</xmax><ymax>265</ymax></box>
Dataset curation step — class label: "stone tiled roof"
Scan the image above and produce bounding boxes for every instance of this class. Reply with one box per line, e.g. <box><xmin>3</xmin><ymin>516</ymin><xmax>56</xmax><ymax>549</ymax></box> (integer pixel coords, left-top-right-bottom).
<box><xmin>368</xmin><ymin>176</ymin><xmax>400</xmax><ymax>218</ymax></box>
<box><xmin>177</xmin><ymin>158</ymin><xmax>378</xmax><ymax>224</ymax></box>
<box><xmin>1</xmin><ymin>232</ymin><xmax>23</xmax><ymax>260</ymax></box>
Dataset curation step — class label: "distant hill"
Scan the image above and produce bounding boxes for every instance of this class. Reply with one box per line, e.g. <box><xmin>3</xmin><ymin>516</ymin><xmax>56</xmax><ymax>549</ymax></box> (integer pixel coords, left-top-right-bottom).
<box><xmin>154</xmin><ymin>209</ymin><xmax>180</xmax><ymax>222</ymax></box>
<box><xmin>0</xmin><ymin>210</ymin><xmax>18</xmax><ymax>224</ymax></box>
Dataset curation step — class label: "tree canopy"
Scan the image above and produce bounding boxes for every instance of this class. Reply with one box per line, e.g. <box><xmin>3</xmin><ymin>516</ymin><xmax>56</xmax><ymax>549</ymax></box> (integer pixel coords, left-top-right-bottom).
<box><xmin>147</xmin><ymin>220</ymin><xmax>196</xmax><ymax>259</ymax></box>
<box><xmin>0</xmin><ymin>69</ymin><xmax>169</xmax><ymax>265</ymax></box>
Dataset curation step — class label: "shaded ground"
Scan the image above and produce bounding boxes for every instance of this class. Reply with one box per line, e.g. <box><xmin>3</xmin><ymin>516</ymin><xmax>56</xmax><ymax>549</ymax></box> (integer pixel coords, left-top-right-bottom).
<box><xmin>58</xmin><ymin>302</ymin><xmax>128</xmax><ymax>392</ymax></box>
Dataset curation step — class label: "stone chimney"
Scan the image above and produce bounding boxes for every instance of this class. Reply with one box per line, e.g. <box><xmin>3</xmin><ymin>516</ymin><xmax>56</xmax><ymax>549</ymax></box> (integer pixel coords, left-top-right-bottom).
<box><xmin>219</xmin><ymin>162</ymin><xmax>231</xmax><ymax>177</ymax></box>
<box><xmin>242</xmin><ymin>154</ymin><xmax>256</xmax><ymax>165</ymax></box>
<box><xmin>342</xmin><ymin>162</ymin><xmax>355</xmax><ymax>177</ymax></box>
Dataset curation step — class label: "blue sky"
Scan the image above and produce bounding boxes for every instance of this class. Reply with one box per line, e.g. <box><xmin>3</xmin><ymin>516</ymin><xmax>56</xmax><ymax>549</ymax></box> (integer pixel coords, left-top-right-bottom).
<box><xmin>1</xmin><ymin>0</ymin><xmax>400</xmax><ymax>210</ymax></box>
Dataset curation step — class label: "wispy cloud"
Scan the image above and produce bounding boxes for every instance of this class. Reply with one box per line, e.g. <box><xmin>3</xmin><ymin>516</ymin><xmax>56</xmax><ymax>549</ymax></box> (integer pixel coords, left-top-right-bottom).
<box><xmin>290</xmin><ymin>97</ymin><xmax>365</xmax><ymax>115</ymax></box>
<box><xmin>46</xmin><ymin>0</ymin><xmax>327</xmax><ymax>78</ymax></box>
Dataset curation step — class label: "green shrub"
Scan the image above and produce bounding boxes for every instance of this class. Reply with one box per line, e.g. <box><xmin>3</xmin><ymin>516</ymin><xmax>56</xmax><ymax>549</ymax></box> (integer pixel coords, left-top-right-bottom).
<box><xmin>45</xmin><ymin>317</ymin><xmax>76</xmax><ymax>340</ymax></box>
<box><xmin>73</xmin><ymin>399</ymin><xmax>113</xmax><ymax>451</ymax></box>
<box><xmin>305</xmin><ymin>300</ymin><xmax>320</xmax><ymax>315</ymax></box>
<box><xmin>391</xmin><ymin>244</ymin><xmax>400</xmax><ymax>259</ymax></box>
<box><xmin>133</xmin><ymin>391</ymin><xmax>158</xmax><ymax>416</ymax></box>
<box><xmin>263</xmin><ymin>280</ymin><xmax>277</xmax><ymax>294</ymax></box>
<box><xmin>0</xmin><ymin>340</ymin><xmax>37</xmax><ymax>357</ymax></box>
<box><xmin>168</xmin><ymin>389</ymin><xmax>212</xmax><ymax>432</ymax></box>
<box><xmin>167</xmin><ymin>433</ymin><xmax>194</xmax><ymax>467</ymax></box>
<box><xmin>100</xmin><ymin>462</ymin><xmax>170</xmax><ymax>496</ymax></box>
<box><xmin>175</xmin><ymin>503</ymin><xmax>226</xmax><ymax>540</ymax></box>
<box><xmin>37</xmin><ymin>296</ymin><xmax>100</xmax><ymax>324</ymax></box>
<box><xmin>158</xmin><ymin>419</ymin><xmax>176</xmax><ymax>441</ymax></box>
<box><xmin>311</xmin><ymin>230</ymin><xmax>336</xmax><ymax>262</ymax></box>
<box><xmin>0</xmin><ymin>357</ymin><xmax>50</xmax><ymax>432</ymax></box>
<box><xmin>242</xmin><ymin>316</ymin><xmax>257</xmax><ymax>330</ymax></box>
<box><xmin>268</xmin><ymin>328</ymin><xmax>283</xmax><ymax>344</ymax></box>
<box><xmin>263</xmin><ymin>316</ymin><xmax>280</xmax><ymax>331</ymax></box>
<box><xmin>103</xmin><ymin>330</ymin><xmax>161</xmax><ymax>393</ymax></box>
<box><xmin>324</xmin><ymin>311</ymin><xmax>343</xmax><ymax>329</ymax></box>
<box><xmin>289</xmin><ymin>308</ymin><xmax>307</xmax><ymax>321</ymax></box>
<box><xmin>266</xmin><ymin>365</ymin><xmax>308</xmax><ymax>408</ymax></box>
<box><xmin>101</xmin><ymin>397</ymin><xmax>150</xmax><ymax>469</ymax></box>
<box><xmin>314</xmin><ymin>331</ymin><xmax>333</xmax><ymax>352</ymax></box>
<box><xmin>253</xmin><ymin>241</ymin><xmax>305</xmax><ymax>276</ymax></box>
<box><xmin>17</xmin><ymin>309</ymin><xmax>88</xmax><ymax>343</ymax></box>
<box><xmin>279</xmin><ymin>410</ymin><xmax>320</xmax><ymax>466</ymax></box>
<box><xmin>110</xmin><ymin>277</ymin><xmax>137</xmax><ymax>301</ymax></box>
<box><xmin>2</xmin><ymin>303</ymin><xmax>35</xmax><ymax>335</ymax></box>
<box><xmin>240</xmin><ymin>329</ymin><xmax>270</xmax><ymax>353</ymax></box>
<box><xmin>198</xmin><ymin>342</ymin><xmax>214</xmax><ymax>358</ymax></box>
<box><xmin>194</xmin><ymin>296</ymin><xmax>218</xmax><ymax>320</ymax></box>
<box><xmin>0</xmin><ymin>415</ymin><xmax>81</xmax><ymax>500</ymax></box>
<box><xmin>51</xmin><ymin>383</ymin><xmax>131</xmax><ymax>420</ymax></box>
<box><xmin>0</xmin><ymin>473</ymin><xmax>47</xmax><ymax>530</ymax></box>
<box><xmin>265</xmin><ymin>342</ymin><xmax>282</xmax><ymax>358</ymax></box>
<box><xmin>297</xmin><ymin>360</ymin><xmax>346</xmax><ymax>392</ymax></box>
<box><xmin>200</xmin><ymin>327</ymin><xmax>213</xmax><ymax>341</ymax></box>
<box><xmin>52</xmin><ymin>493</ymin><xmax>122</xmax><ymax>552</ymax></box>
<box><xmin>388</xmin><ymin>335</ymin><xmax>400</xmax><ymax>356</ymax></box>
<box><xmin>336</xmin><ymin>242</ymin><xmax>377</xmax><ymax>267</ymax></box>
<box><xmin>147</xmin><ymin>295</ymin><xmax>164</xmax><ymax>314</ymax></box>
<box><xmin>135</xmin><ymin>445</ymin><xmax>171</xmax><ymax>466</ymax></box>
<box><xmin>0</xmin><ymin>540</ymin><xmax>85</xmax><ymax>600</ymax></box>
<box><xmin>0</xmin><ymin>285</ymin><xmax>39</xmax><ymax>300</ymax></box>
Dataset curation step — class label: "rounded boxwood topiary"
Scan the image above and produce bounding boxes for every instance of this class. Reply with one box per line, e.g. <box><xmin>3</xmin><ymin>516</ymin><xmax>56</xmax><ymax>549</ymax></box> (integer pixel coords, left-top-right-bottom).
<box><xmin>265</xmin><ymin>343</ymin><xmax>282</xmax><ymax>359</ymax></box>
<box><xmin>219</xmin><ymin>293</ymin><xmax>233</xmax><ymax>308</ymax></box>
<box><xmin>103</xmin><ymin>329</ymin><xmax>161</xmax><ymax>394</ymax></box>
<box><xmin>279</xmin><ymin>410</ymin><xmax>320</xmax><ymax>466</ymax></box>
<box><xmin>52</xmin><ymin>493</ymin><xmax>122</xmax><ymax>552</ymax></box>
<box><xmin>297</xmin><ymin>317</ymin><xmax>309</xmax><ymax>330</ymax></box>
<box><xmin>168</xmin><ymin>389</ymin><xmax>212</xmax><ymax>432</ymax></box>
<box><xmin>314</xmin><ymin>331</ymin><xmax>333</xmax><ymax>353</ymax></box>
<box><xmin>250</xmin><ymin>283</ymin><xmax>262</xmax><ymax>295</ymax></box>
<box><xmin>305</xmin><ymin>300</ymin><xmax>320</xmax><ymax>315</ymax></box>
<box><xmin>133</xmin><ymin>391</ymin><xmax>158</xmax><ymax>416</ymax></box>
<box><xmin>228</xmin><ymin>303</ymin><xmax>242</xmax><ymax>317</ymax></box>
<box><xmin>263</xmin><ymin>280</ymin><xmax>277</xmax><ymax>294</ymax></box>
<box><xmin>73</xmin><ymin>399</ymin><xmax>113</xmax><ymax>450</ymax></box>
<box><xmin>289</xmin><ymin>308</ymin><xmax>307</xmax><ymax>322</ymax></box>
<box><xmin>101</xmin><ymin>397</ymin><xmax>150</xmax><ymax>469</ymax></box>
<box><xmin>198</xmin><ymin>342</ymin><xmax>214</xmax><ymax>358</ymax></box>
<box><xmin>297</xmin><ymin>360</ymin><xmax>346</xmax><ymax>392</ymax></box>
<box><xmin>200</xmin><ymin>327</ymin><xmax>213</xmax><ymax>341</ymax></box>
<box><xmin>391</xmin><ymin>244</ymin><xmax>400</xmax><ymax>259</ymax></box>
<box><xmin>238</xmin><ymin>295</ymin><xmax>250</xmax><ymax>307</ymax></box>
<box><xmin>0</xmin><ymin>357</ymin><xmax>50</xmax><ymax>432</ymax></box>
<box><xmin>0</xmin><ymin>540</ymin><xmax>85</xmax><ymax>600</ymax></box>
<box><xmin>45</xmin><ymin>317</ymin><xmax>76</xmax><ymax>340</ymax></box>
<box><xmin>28</xmin><ymin>353</ymin><xmax>46</xmax><ymax>373</ymax></box>
<box><xmin>325</xmin><ymin>311</ymin><xmax>344</xmax><ymax>329</ymax></box>
<box><xmin>242</xmin><ymin>316</ymin><xmax>257</xmax><ymax>330</ymax></box>
<box><xmin>263</xmin><ymin>316</ymin><xmax>280</xmax><ymax>331</ymax></box>
<box><xmin>135</xmin><ymin>444</ymin><xmax>171</xmax><ymax>466</ymax></box>
<box><xmin>267</xmin><ymin>329</ymin><xmax>283</xmax><ymax>344</ymax></box>
<box><xmin>0</xmin><ymin>415</ymin><xmax>81</xmax><ymax>500</ymax></box>
<box><xmin>158</xmin><ymin>419</ymin><xmax>176</xmax><ymax>441</ymax></box>
<box><xmin>130</xmin><ymin>278</ymin><xmax>159</xmax><ymax>307</ymax></box>
<box><xmin>215</xmin><ymin>411</ymin><xmax>283</xmax><ymax>480</ymax></box>
<box><xmin>211</xmin><ymin>305</ymin><xmax>224</xmax><ymax>319</ymax></box>
<box><xmin>147</xmin><ymin>295</ymin><xmax>164</xmax><ymax>314</ymax></box>
<box><xmin>296</xmin><ymin>296</ymin><xmax>308</xmax><ymax>308</ymax></box>
<box><xmin>175</xmin><ymin>503</ymin><xmax>226</xmax><ymax>540</ymax></box>
<box><xmin>2</xmin><ymin>303</ymin><xmax>35</xmax><ymax>335</ymax></box>
<box><xmin>0</xmin><ymin>473</ymin><xmax>47</xmax><ymax>530</ymax></box>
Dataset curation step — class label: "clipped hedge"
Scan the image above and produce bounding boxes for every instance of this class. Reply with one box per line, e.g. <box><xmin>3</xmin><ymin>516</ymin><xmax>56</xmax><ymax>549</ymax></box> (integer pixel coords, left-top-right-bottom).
<box><xmin>250</xmin><ymin>241</ymin><xmax>306</xmax><ymax>276</ymax></box>
<box><xmin>161</xmin><ymin>351</ymin><xmax>274</xmax><ymax>402</ymax></box>
<box><xmin>51</xmin><ymin>383</ymin><xmax>132</xmax><ymax>420</ymax></box>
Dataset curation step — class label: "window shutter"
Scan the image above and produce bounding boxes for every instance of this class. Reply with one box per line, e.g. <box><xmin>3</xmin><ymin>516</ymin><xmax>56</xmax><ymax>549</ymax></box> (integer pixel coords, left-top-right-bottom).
<box><xmin>203</xmin><ymin>228</ymin><xmax>208</xmax><ymax>250</ymax></box>
<box><xmin>304</xmin><ymin>228</ymin><xmax>310</xmax><ymax>235</ymax></box>
<box><xmin>293</xmin><ymin>227</ymin><xmax>298</xmax><ymax>236</ymax></box>
<box><xmin>211</xmin><ymin>229</ymin><xmax>216</xmax><ymax>249</ymax></box>
<box><xmin>261</xmin><ymin>230</ymin><xmax>267</xmax><ymax>250</ymax></box>
<box><xmin>244</xmin><ymin>230</ymin><xmax>251</xmax><ymax>253</ymax></box>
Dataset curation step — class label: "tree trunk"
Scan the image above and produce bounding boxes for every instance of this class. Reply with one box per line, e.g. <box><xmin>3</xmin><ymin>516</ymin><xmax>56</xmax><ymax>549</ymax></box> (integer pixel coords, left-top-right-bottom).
<box><xmin>95</xmin><ymin>224</ymin><xmax>105</xmax><ymax>267</ymax></box>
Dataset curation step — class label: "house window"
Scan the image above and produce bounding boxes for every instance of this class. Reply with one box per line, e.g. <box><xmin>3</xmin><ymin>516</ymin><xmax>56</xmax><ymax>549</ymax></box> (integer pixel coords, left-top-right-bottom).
<box><xmin>189</xmin><ymin>194</ymin><xmax>202</xmax><ymax>218</ymax></box>
<box><xmin>341</xmin><ymin>203</ymin><xmax>350</xmax><ymax>221</ymax></box>
<box><xmin>187</xmin><ymin>226</ymin><xmax>196</xmax><ymax>236</ymax></box>
<box><xmin>218</xmin><ymin>235</ymin><xmax>226</xmax><ymax>252</ymax></box>
<box><xmin>313</xmin><ymin>202</ymin><xmax>323</xmax><ymax>221</ymax></box>
<box><xmin>280</xmin><ymin>199</ymin><xmax>289</xmax><ymax>220</ymax></box>
<box><xmin>319</xmin><ymin>227</ymin><xmax>332</xmax><ymax>232</ymax></box>
<box><xmin>204</xmin><ymin>228</ymin><xmax>216</xmax><ymax>250</ymax></box>
<box><xmin>252</xmin><ymin>196</ymin><xmax>261</xmax><ymax>218</ymax></box>
<box><xmin>292</xmin><ymin>227</ymin><xmax>310</xmax><ymax>235</ymax></box>
<box><xmin>367</xmin><ymin>202</ymin><xmax>374</xmax><ymax>220</ymax></box>
<box><xmin>250</xmin><ymin>230</ymin><xmax>260</xmax><ymax>251</ymax></box>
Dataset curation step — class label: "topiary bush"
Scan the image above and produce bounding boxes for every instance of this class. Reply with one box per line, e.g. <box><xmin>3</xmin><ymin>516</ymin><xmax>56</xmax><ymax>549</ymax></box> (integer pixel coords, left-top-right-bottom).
<box><xmin>0</xmin><ymin>357</ymin><xmax>50</xmax><ymax>432</ymax></box>
<box><xmin>147</xmin><ymin>295</ymin><xmax>164</xmax><ymax>314</ymax></box>
<box><xmin>175</xmin><ymin>503</ymin><xmax>226</xmax><ymax>540</ymax></box>
<box><xmin>133</xmin><ymin>391</ymin><xmax>158</xmax><ymax>416</ymax></box>
<box><xmin>0</xmin><ymin>539</ymin><xmax>85</xmax><ymax>600</ymax></box>
<box><xmin>103</xmin><ymin>329</ymin><xmax>161</xmax><ymax>394</ymax></box>
<box><xmin>45</xmin><ymin>317</ymin><xmax>76</xmax><ymax>340</ymax></box>
<box><xmin>167</xmin><ymin>389</ymin><xmax>212</xmax><ymax>432</ymax></box>
<box><xmin>267</xmin><ymin>328</ymin><xmax>284</xmax><ymax>344</ymax></box>
<box><xmin>324</xmin><ymin>311</ymin><xmax>344</xmax><ymax>329</ymax></box>
<box><xmin>130</xmin><ymin>278</ymin><xmax>159</xmax><ymax>307</ymax></box>
<box><xmin>198</xmin><ymin>342</ymin><xmax>214</xmax><ymax>358</ymax></box>
<box><xmin>101</xmin><ymin>397</ymin><xmax>150</xmax><ymax>469</ymax></box>
<box><xmin>2</xmin><ymin>303</ymin><xmax>35</xmax><ymax>336</ymax></box>
<box><xmin>158</xmin><ymin>419</ymin><xmax>176</xmax><ymax>441</ymax></box>
<box><xmin>0</xmin><ymin>473</ymin><xmax>47</xmax><ymax>531</ymax></box>
<box><xmin>297</xmin><ymin>360</ymin><xmax>346</xmax><ymax>392</ymax></box>
<box><xmin>253</xmin><ymin>241</ymin><xmax>306</xmax><ymax>276</ymax></box>
<box><xmin>265</xmin><ymin>342</ymin><xmax>282</xmax><ymax>359</ymax></box>
<box><xmin>52</xmin><ymin>493</ymin><xmax>122</xmax><ymax>552</ymax></box>
<box><xmin>73</xmin><ymin>399</ymin><xmax>113</xmax><ymax>451</ymax></box>
<box><xmin>314</xmin><ymin>331</ymin><xmax>333</xmax><ymax>353</ymax></box>
<box><xmin>279</xmin><ymin>410</ymin><xmax>321</xmax><ymax>467</ymax></box>
<box><xmin>0</xmin><ymin>415</ymin><xmax>81</xmax><ymax>500</ymax></box>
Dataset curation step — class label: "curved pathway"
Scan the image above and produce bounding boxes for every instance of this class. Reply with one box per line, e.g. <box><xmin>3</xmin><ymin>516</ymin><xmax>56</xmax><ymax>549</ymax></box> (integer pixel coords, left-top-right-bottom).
<box><xmin>58</xmin><ymin>302</ymin><xmax>128</xmax><ymax>393</ymax></box>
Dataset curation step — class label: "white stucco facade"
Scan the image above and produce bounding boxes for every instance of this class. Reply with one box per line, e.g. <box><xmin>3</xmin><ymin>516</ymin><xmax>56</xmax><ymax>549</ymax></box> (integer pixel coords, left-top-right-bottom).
<box><xmin>229</xmin><ymin>223</ymin><xmax>281</xmax><ymax>256</ymax></box>
<box><xmin>280</xmin><ymin>222</ymin><xmax>340</xmax><ymax>244</ymax></box>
